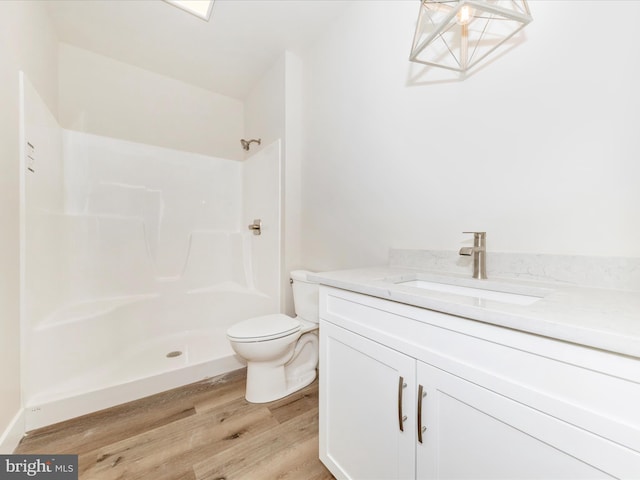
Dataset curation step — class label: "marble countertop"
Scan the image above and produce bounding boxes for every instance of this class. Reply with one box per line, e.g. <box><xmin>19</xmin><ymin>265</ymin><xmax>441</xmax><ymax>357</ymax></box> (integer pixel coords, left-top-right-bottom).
<box><xmin>310</xmin><ymin>267</ymin><xmax>640</xmax><ymax>359</ymax></box>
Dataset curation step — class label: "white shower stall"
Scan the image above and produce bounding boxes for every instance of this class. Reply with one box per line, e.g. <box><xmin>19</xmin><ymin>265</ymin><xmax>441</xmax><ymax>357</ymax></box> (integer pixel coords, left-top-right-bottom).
<box><xmin>21</xmin><ymin>74</ymin><xmax>282</xmax><ymax>430</ymax></box>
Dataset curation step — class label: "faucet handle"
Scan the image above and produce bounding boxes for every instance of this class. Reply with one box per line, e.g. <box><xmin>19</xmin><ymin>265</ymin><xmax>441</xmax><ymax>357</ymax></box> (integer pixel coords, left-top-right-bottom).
<box><xmin>462</xmin><ymin>231</ymin><xmax>486</xmax><ymax>236</ymax></box>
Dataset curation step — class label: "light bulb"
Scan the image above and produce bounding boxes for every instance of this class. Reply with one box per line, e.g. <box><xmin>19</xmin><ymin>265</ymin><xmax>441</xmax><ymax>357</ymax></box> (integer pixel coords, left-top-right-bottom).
<box><xmin>456</xmin><ymin>5</ymin><xmax>473</xmax><ymax>25</ymax></box>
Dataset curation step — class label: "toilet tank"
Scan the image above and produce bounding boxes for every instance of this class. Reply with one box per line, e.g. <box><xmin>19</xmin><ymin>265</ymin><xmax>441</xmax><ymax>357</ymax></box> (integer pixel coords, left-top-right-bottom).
<box><xmin>290</xmin><ymin>270</ymin><xmax>319</xmax><ymax>323</ymax></box>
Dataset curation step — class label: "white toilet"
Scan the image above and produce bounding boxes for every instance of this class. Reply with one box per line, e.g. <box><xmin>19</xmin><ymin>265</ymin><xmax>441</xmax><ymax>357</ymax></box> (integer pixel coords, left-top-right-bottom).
<box><xmin>226</xmin><ymin>270</ymin><xmax>319</xmax><ymax>403</ymax></box>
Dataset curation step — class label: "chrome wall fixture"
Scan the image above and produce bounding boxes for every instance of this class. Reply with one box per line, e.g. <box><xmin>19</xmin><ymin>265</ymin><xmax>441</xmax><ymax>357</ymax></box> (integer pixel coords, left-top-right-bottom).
<box><xmin>240</xmin><ymin>138</ymin><xmax>261</xmax><ymax>151</ymax></box>
<box><xmin>409</xmin><ymin>0</ymin><xmax>533</xmax><ymax>74</ymax></box>
<box><xmin>248</xmin><ymin>218</ymin><xmax>262</xmax><ymax>236</ymax></box>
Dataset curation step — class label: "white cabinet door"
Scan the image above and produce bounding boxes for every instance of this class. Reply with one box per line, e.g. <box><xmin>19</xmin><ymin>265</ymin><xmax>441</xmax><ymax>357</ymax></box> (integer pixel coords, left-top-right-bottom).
<box><xmin>416</xmin><ymin>362</ymin><xmax>617</xmax><ymax>480</ymax></box>
<box><xmin>320</xmin><ymin>320</ymin><xmax>416</xmax><ymax>480</ymax></box>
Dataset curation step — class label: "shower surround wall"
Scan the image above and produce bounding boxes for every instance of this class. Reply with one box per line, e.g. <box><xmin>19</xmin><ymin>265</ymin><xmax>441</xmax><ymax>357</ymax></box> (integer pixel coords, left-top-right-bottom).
<box><xmin>23</xmin><ymin>87</ymin><xmax>281</xmax><ymax>430</ymax></box>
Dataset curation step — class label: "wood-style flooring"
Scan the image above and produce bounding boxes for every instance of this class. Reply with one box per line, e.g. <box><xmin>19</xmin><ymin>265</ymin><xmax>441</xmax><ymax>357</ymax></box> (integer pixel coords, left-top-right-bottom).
<box><xmin>15</xmin><ymin>368</ymin><xmax>334</xmax><ymax>480</ymax></box>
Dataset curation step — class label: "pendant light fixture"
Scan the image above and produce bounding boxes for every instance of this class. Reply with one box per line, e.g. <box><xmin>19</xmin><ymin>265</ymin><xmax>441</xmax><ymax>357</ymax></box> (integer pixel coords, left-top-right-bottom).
<box><xmin>409</xmin><ymin>1</ymin><xmax>532</xmax><ymax>74</ymax></box>
<box><xmin>164</xmin><ymin>0</ymin><xmax>214</xmax><ymax>21</ymax></box>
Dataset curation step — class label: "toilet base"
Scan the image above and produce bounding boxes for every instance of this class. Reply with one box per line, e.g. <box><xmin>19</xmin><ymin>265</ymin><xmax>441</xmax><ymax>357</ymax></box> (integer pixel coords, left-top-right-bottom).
<box><xmin>245</xmin><ymin>332</ymin><xmax>318</xmax><ymax>403</ymax></box>
<box><xmin>246</xmin><ymin>366</ymin><xmax>317</xmax><ymax>403</ymax></box>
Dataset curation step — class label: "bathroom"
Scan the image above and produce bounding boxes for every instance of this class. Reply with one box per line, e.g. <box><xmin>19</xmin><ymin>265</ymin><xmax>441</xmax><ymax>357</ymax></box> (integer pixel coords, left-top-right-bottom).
<box><xmin>1</xmin><ymin>0</ymin><xmax>639</xmax><ymax>476</ymax></box>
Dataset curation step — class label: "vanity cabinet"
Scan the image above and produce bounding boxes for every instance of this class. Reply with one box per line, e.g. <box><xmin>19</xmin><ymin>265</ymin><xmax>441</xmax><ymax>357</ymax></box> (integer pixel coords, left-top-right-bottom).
<box><xmin>321</xmin><ymin>321</ymin><xmax>415</xmax><ymax>479</ymax></box>
<box><xmin>319</xmin><ymin>286</ymin><xmax>640</xmax><ymax>480</ymax></box>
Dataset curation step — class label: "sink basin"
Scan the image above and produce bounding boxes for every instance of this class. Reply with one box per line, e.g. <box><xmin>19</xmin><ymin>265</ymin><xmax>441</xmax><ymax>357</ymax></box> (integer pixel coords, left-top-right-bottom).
<box><xmin>393</xmin><ymin>277</ymin><xmax>549</xmax><ymax>306</ymax></box>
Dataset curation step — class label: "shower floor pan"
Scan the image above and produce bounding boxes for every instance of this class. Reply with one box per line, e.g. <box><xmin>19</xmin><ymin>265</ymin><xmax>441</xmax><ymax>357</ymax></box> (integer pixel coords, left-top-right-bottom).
<box><xmin>24</xmin><ymin>328</ymin><xmax>245</xmax><ymax>431</ymax></box>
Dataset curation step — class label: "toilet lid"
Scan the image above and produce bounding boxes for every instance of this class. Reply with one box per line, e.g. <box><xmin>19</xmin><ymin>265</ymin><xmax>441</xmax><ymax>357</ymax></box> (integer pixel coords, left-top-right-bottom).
<box><xmin>227</xmin><ymin>314</ymin><xmax>301</xmax><ymax>342</ymax></box>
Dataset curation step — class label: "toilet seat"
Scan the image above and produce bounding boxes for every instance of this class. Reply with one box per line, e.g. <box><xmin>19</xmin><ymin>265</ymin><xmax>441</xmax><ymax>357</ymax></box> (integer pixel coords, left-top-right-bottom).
<box><xmin>227</xmin><ymin>314</ymin><xmax>300</xmax><ymax>343</ymax></box>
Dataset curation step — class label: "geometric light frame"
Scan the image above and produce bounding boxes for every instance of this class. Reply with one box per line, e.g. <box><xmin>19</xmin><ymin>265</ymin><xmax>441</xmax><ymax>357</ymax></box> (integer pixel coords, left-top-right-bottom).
<box><xmin>163</xmin><ymin>0</ymin><xmax>215</xmax><ymax>21</ymax></box>
<box><xmin>409</xmin><ymin>0</ymin><xmax>532</xmax><ymax>73</ymax></box>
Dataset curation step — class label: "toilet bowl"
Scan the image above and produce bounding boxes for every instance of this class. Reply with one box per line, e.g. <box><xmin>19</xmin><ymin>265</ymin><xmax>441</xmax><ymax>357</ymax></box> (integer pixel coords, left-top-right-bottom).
<box><xmin>226</xmin><ymin>270</ymin><xmax>319</xmax><ymax>403</ymax></box>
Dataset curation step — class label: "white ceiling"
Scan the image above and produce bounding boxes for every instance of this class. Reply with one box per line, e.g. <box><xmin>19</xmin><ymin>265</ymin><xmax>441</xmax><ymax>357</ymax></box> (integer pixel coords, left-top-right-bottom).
<box><xmin>46</xmin><ymin>0</ymin><xmax>351</xmax><ymax>100</ymax></box>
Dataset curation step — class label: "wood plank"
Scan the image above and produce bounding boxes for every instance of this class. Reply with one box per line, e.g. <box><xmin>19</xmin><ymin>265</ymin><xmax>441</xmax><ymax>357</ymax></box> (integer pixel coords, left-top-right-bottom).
<box><xmin>15</xmin><ymin>369</ymin><xmax>334</xmax><ymax>480</ymax></box>
<box><xmin>16</xmin><ymin>369</ymin><xmax>246</xmax><ymax>455</ymax></box>
<box><xmin>268</xmin><ymin>380</ymin><xmax>319</xmax><ymax>424</ymax></box>
<box><xmin>194</xmin><ymin>407</ymin><xmax>320</xmax><ymax>479</ymax></box>
<box><xmin>83</xmin><ymin>402</ymin><xmax>278</xmax><ymax>479</ymax></box>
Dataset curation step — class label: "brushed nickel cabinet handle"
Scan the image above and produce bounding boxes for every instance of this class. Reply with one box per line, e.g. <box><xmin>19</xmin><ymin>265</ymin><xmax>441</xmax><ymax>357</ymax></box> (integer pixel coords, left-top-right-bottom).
<box><xmin>417</xmin><ymin>384</ymin><xmax>427</xmax><ymax>443</ymax></box>
<box><xmin>398</xmin><ymin>376</ymin><xmax>407</xmax><ymax>432</ymax></box>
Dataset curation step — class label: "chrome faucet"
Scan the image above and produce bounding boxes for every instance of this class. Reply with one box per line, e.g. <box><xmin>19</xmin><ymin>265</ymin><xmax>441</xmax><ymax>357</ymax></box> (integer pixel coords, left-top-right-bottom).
<box><xmin>459</xmin><ymin>231</ymin><xmax>487</xmax><ymax>280</ymax></box>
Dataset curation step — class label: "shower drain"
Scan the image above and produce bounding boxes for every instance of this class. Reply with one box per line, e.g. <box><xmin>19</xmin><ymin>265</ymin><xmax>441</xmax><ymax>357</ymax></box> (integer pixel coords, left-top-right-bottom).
<box><xmin>166</xmin><ymin>350</ymin><xmax>183</xmax><ymax>358</ymax></box>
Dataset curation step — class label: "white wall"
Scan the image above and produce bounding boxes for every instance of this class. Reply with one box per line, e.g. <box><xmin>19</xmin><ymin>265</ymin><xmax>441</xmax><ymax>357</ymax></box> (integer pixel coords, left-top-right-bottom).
<box><xmin>283</xmin><ymin>52</ymin><xmax>304</xmax><ymax>309</ymax></box>
<box><xmin>22</xmin><ymin>74</ymin><xmax>64</xmax><ymax>351</ymax></box>
<box><xmin>244</xmin><ymin>52</ymin><xmax>304</xmax><ymax>315</ymax></box>
<box><xmin>244</xmin><ymin>54</ymin><xmax>286</xmax><ymax>158</ymax></box>
<box><xmin>300</xmin><ymin>1</ymin><xmax>640</xmax><ymax>271</ymax></box>
<box><xmin>58</xmin><ymin>43</ymin><xmax>244</xmax><ymax>160</ymax></box>
<box><xmin>0</xmin><ymin>0</ymin><xmax>58</xmax><ymax>452</ymax></box>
